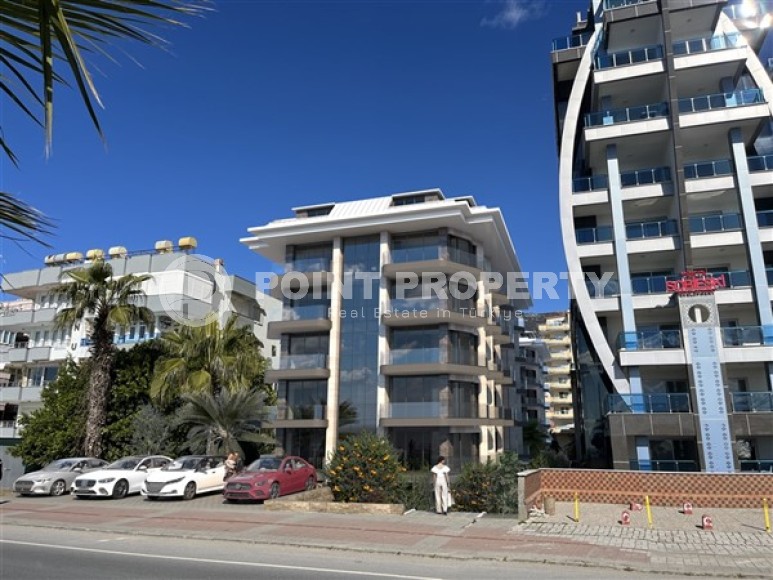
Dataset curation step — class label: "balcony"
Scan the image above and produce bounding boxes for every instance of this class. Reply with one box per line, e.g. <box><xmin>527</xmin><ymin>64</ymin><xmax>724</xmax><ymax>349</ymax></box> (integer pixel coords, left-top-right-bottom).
<box><xmin>608</xmin><ymin>393</ymin><xmax>691</xmax><ymax>413</ymax></box>
<box><xmin>585</xmin><ymin>102</ymin><xmax>669</xmax><ymax>127</ymax></box>
<box><xmin>748</xmin><ymin>154</ymin><xmax>773</xmax><ymax>173</ymax></box>
<box><xmin>621</xmin><ymin>166</ymin><xmax>671</xmax><ymax>188</ymax></box>
<box><xmin>551</xmin><ymin>32</ymin><xmax>591</xmax><ymax>52</ymax></box>
<box><xmin>721</xmin><ymin>326</ymin><xmax>773</xmax><ymax>347</ymax></box>
<box><xmin>576</xmin><ymin>225</ymin><xmax>613</xmax><ymax>244</ymax></box>
<box><xmin>679</xmin><ymin>89</ymin><xmax>765</xmax><ymax>113</ymax></box>
<box><xmin>389</xmin><ymin>347</ymin><xmax>440</xmax><ymax>365</ymax></box>
<box><xmin>731</xmin><ymin>392</ymin><xmax>773</xmax><ymax>413</ymax></box>
<box><xmin>265</xmin><ymin>353</ymin><xmax>330</xmax><ymax>382</ymax></box>
<box><xmin>286</xmin><ymin>257</ymin><xmax>332</xmax><ymax>273</ymax></box>
<box><xmin>689</xmin><ymin>212</ymin><xmax>742</xmax><ymax>233</ymax></box>
<box><xmin>380</xmin><ymin>403</ymin><xmax>513</xmax><ymax>427</ymax></box>
<box><xmin>383</xmin><ymin>298</ymin><xmax>484</xmax><ymax>327</ymax></box>
<box><xmin>684</xmin><ymin>158</ymin><xmax>733</xmax><ymax>180</ymax></box>
<box><xmin>269</xmin><ymin>404</ymin><xmax>327</xmax><ymax>429</ymax></box>
<box><xmin>595</xmin><ymin>44</ymin><xmax>663</xmax><ymax>69</ymax></box>
<box><xmin>740</xmin><ymin>460</ymin><xmax>773</xmax><ymax>473</ymax></box>
<box><xmin>631</xmin><ymin>274</ymin><xmax>677</xmax><ymax>295</ymax></box>
<box><xmin>619</xmin><ymin>330</ymin><xmax>682</xmax><ymax>350</ymax></box>
<box><xmin>629</xmin><ymin>460</ymin><xmax>699</xmax><ymax>472</ymax></box>
<box><xmin>586</xmin><ymin>278</ymin><xmax>620</xmax><ymax>297</ymax></box>
<box><xmin>572</xmin><ymin>175</ymin><xmax>608</xmax><ymax>194</ymax></box>
<box><xmin>626</xmin><ymin>218</ymin><xmax>678</xmax><ymax>240</ymax></box>
<box><xmin>382</xmin><ymin>347</ymin><xmax>483</xmax><ymax>376</ymax></box>
<box><xmin>673</xmin><ymin>32</ymin><xmax>743</xmax><ymax>58</ymax></box>
<box><xmin>268</xmin><ymin>304</ymin><xmax>332</xmax><ymax>339</ymax></box>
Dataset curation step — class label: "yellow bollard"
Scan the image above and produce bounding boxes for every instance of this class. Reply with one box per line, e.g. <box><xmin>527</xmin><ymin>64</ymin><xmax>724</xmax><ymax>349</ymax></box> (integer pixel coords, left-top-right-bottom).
<box><xmin>764</xmin><ymin>498</ymin><xmax>771</xmax><ymax>534</ymax></box>
<box><xmin>645</xmin><ymin>495</ymin><xmax>653</xmax><ymax>529</ymax></box>
<box><xmin>574</xmin><ymin>492</ymin><xmax>580</xmax><ymax>522</ymax></box>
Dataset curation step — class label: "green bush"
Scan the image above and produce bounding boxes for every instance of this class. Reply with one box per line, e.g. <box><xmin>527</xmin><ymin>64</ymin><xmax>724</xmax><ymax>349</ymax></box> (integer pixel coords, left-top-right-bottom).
<box><xmin>451</xmin><ymin>452</ymin><xmax>524</xmax><ymax>514</ymax></box>
<box><xmin>326</xmin><ymin>432</ymin><xmax>405</xmax><ymax>503</ymax></box>
<box><xmin>400</xmin><ymin>471</ymin><xmax>434</xmax><ymax>511</ymax></box>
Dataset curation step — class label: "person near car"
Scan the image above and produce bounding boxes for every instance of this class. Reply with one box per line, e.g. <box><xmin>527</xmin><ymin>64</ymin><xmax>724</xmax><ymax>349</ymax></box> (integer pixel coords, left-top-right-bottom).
<box><xmin>431</xmin><ymin>456</ymin><xmax>451</xmax><ymax>515</ymax></box>
<box><xmin>234</xmin><ymin>452</ymin><xmax>244</xmax><ymax>474</ymax></box>
<box><xmin>224</xmin><ymin>453</ymin><xmax>237</xmax><ymax>480</ymax></box>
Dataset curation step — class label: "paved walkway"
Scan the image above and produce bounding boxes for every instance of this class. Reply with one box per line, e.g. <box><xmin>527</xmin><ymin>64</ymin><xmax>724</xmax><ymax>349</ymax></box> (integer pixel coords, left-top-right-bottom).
<box><xmin>1</xmin><ymin>494</ymin><xmax>771</xmax><ymax>578</ymax></box>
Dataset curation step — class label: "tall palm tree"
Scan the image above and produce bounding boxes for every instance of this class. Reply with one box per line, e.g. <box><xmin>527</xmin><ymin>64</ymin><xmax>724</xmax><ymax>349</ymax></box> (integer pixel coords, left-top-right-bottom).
<box><xmin>178</xmin><ymin>389</ymin><xmax>275</xmax><ymax>456</ymax></box>
<box><xmin>55</xmin><ymin>259</ymin><xmax>154</xmax><ymax>457</ymax></box>
<box><xmin>151</xmin><ymin>314</ymin><xmax>267</xmax><ymax>403</ymax></box>
<box><xmin>2</xmin><ymin>0</ymin><xmax>203</xmax><ymax>242</ymax></box>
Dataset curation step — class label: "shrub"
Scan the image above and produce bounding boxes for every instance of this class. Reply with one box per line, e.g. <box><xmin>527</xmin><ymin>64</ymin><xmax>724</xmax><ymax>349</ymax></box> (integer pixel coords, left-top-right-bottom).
<box><xmin>400</xmin><ymin>471</ymin><xmax>434</xmax><ymax>511</ymax></box>
<box><xmin>451</xmin><ymin>452</ymin><xmax>525</xmax><ymax>514</ymax></box>
<box><xmin>326</xmin><ymin>432</ymin><xmax>405</xmax><ymax>503</ymax></box>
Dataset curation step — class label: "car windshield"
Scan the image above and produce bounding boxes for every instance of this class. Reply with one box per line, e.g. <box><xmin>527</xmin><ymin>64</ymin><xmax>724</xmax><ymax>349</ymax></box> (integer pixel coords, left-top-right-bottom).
<box><xmin>246</xmin><ymin>457</ymin><xmax>281</xmax><ymax>472</ymax></box>
<box><xmin>163</xmin><ymin>457</ymin><xmax>204</xmax><ymax>471</ymax></box>
<box><xmin>43</xmin><ymin>459</ymin><xmax>76</xmax><ymax>471</ymax></box>
<box><xmin>105</xmin><ymin>458</ymin><xmax>142</xmax><ymax>470</ymax></box>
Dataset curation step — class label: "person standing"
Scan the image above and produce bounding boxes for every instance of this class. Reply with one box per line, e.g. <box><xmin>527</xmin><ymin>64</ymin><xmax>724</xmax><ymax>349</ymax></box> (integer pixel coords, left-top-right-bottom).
<box><xmin>431</xmin><ymin>456</ymin><xmax>451</xmax><ymax>515</ymax></box>
<box><xmin>224</xmin><ymin>452</ymin><xmax>236</xmax><ymax>480</ymax></box>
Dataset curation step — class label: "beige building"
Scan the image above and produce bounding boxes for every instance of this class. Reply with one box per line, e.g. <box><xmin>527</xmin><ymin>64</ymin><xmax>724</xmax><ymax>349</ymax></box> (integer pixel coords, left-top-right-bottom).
<box><xmin>537</xmin><ymin>312</ymin><xmax>574</xmax><ymax>446</ymax></box>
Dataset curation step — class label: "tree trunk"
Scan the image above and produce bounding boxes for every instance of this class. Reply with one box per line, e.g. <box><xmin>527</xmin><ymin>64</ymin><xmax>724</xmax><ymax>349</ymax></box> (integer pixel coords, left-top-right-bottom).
<box><xmin>83</xmin><ymin>326</ymin><xmax>113</xmax><ymax>457</ymax></box>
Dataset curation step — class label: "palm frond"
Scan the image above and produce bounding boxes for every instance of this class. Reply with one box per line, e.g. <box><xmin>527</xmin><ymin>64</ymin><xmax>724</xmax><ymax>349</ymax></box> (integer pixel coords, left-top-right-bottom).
<box><xmin>0</xmin><ymin>191</ymin><xmax>53</xmax><ymax>245</ymax></box>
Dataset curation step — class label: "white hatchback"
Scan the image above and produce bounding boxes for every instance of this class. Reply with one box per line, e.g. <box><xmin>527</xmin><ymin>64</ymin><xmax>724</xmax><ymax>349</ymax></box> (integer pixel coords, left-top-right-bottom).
<box><xmin>72</xmin><ymin>455</ymin><xmax>172</xmax><ymax>499</ymax></box>
<box><xmin>141</xmin><ymin>455</ymin><xmax>226</xmax><ymax>500</ymax></box>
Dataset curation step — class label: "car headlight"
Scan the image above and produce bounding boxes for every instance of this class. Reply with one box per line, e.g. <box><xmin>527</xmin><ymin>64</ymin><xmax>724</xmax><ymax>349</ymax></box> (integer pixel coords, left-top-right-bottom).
<box><xmin>165</xmin><ymin>477</ymin><xmax>185</xmax><ymax>485</ymax></box>
<box><xmin>254</xmin><ymin>480</ymin><xmax>267</xmax><ymax>487</ymax></box>
<box><xmin>98</xmin><ymin>477</ymin><xmax>116</xmax><ymax>483</ymax></box>
<box><xmin>33</xmin><ymin>477</ymin><xmax>52</xmax><ymax>483</ymax></box>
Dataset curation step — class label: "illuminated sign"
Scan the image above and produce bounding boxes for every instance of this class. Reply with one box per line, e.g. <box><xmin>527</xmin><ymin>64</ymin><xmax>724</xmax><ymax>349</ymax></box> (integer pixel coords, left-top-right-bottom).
<box><xmin>666</xmin><ymin>270</ymin><xmax>726</xmax><ymax>295</ymax></box>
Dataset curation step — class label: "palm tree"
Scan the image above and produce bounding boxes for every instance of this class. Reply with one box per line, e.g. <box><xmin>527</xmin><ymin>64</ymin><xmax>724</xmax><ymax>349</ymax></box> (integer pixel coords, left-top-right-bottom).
<box><xmin>151</xmin><ymin>314</ymin><xmax>267</xmax><ymax>403</ymax></box>
<box><xmin>2</xmin><ymin>0</ymin><xmax>203</xmax><ymax>242</ymax></box>
<box><xmin>55</xmin><ymin>259</ymin><xmax>154</xmax><ymax>457</ymax></box>
<box><xmin>522</xmin><ymin>420</ymin><xmax>549</xmax><ymax>458</ymax></box>
<box><xmin>177</xmin><ymin>389</ymin><xmax>275</xmax><ymax>456</ymax></box>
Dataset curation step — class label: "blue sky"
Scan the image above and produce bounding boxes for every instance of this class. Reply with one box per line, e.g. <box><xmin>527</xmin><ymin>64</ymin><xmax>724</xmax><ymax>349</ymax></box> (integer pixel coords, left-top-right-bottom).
<box><xmin>0</xmin><ymin>0</ymin><xmax>587</xmax><ymax>312</ymax></box>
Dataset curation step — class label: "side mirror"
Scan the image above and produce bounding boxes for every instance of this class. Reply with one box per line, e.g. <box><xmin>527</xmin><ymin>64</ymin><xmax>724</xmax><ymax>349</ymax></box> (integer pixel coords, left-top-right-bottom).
<box><xmin>72</xmin><ymin>467</ymin><xmax>82</xmax><ymax>473</ymax></box>
<box><xmin>138</xmin><ymin>464</ymin><xmax>148</xmax><ymax>471</ymax></box>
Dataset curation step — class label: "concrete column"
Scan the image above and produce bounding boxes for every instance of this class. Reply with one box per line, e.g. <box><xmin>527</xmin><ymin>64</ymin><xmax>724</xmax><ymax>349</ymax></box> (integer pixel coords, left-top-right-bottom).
<box><xmin>377</xmin><ymin>232</ymin><xmax>390</xmax><ymax>437</ymax></box>
<box><xmin>324</xmin><ymin>237</ymin><xmax>344</xmax><ymax>465</ymax></box>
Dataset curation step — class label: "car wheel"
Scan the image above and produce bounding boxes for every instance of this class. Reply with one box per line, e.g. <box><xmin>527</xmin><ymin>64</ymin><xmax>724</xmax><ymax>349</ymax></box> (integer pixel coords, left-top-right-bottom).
<box><xmin>112</xmin><ymin>479</ymin><xmax>129</xmax><ymax>499</ymax></box>
<box><xmin>183</xmin><ymin>481</ymin><xmax>197</xmax><ymax>500</ymax></box>
<box><xmin>269</xmin><ymin>482</ymin><xmax>280</xmax><ymax>499</ymax></box>
<box><xmin>305</xmin><ymin>476</ymin><xmax>316</xmax><ymax>491</ymax></box>
<box><xmin>50</xmin><ymin>480</ymin><xmax>67</xmax><ymax>497</ymax></box>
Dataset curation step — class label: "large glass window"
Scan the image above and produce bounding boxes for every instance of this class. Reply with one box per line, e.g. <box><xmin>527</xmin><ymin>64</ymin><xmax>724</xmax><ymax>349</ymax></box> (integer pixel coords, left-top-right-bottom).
<box><xmin>448</xmin><ymin>235</ymin><xmax>477</xmax><ymax>267</ymax></box>
<box><xmin>278</xmin><ymin>380</ymin><xmax>327</xmax><ymax>419</ymax></box>
<box><xmin>449</xmin><ymin>330</ymin><xmax>477</xmax><ymax>366</ymax></box>
<box><xmin>289</xmin><ymin>243</ymin><xmax>332</xmax><ymax>272</ymax></box>
<box><xmin>283</xmin><ymin>292</ymin><xmax>330</xmax><ymax>320</ymax></box>
<box><xmin>390</xmin><ymin>327</ymin><xmax>441</xmax><ymax>364</ymax></box>
<box><xmin>392</xmin><ymin>232</ymin><xmax>440</xmax><ymax>263</ymax></box>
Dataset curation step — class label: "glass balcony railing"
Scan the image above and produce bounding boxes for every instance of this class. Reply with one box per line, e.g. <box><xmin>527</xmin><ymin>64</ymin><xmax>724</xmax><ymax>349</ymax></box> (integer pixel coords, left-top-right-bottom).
<box><xmin>608</xmin><ymin>393</ymin><xmax>691</xmax><ymax>413</ymax></box>
<box><xmin>573</xmin><ymin>174</ymin><xmax>609</xmax><ymax>193</ymax></box>
<box><xmin>748</xmin><ymin>154</ymin><xmax>773</xmax><ymax>172</ymax></box>
<box><xmin>275</xmin><ymin>404</ymin><xmax>326</xmax><ymax>420</ymax></box>
<box><xmin>731</xmin><ymin>392</ymin><xmax>773</xmax><ymax>413</ymax></box>
<box><xmin>631</xmin><ymin>274</ymin><xmax>678</xmax><ymax>294</ymax></box>
<box><xmin>620</xmin><ymin>166</ymin><xmax>671</xmax><ymax>187</ymax></box>
<box><xmin>279</xmin><ymin>353</ymin><xmax>328</xmax><ymax>370</ymax></box>
<box><xmin>625</xmin><ymin>219</ymin><xmax>678</xmax><ymax>239</ymax></box>
<box><xmin>388</xmin><ymin>297</ymin><xmax>443</xmax><ymax>312</ymax></box>
<box><xmin>595</xmin><ymin>45</ymin><xmax>663</xmax><ymax>69</ymax></box>
<box><xmin>721</xmin><ymin>325</ymin><xmax>773</xmax><ymax>346</ymax></box>
<box><xmin>281</xmin><ymin>303</ymin><xmax>330</xmax><ymax>321</ymax></box>
<box><xmin>673</xmin><ymin>32</ymin><xmax>742</xmax><ymax>56</ymax></box>
<box><xmin>618</xmin><ymin>330</ymin><xmax>682</xmax><ymax>350</ymax></box>
<box><xmin>389</xmin><ymin>347</ymin><xmax>441</xmax><ymax>365</ymax></box>
<box><xmin>689</xmin><ymin>212</ymin><xmax>742</xmax><ymax>233</ymax></box>
<box><xmin>286</xmin><ymin>257</ymin><xmax>331</xmax><ymax>272</ymax></box>
<box><xmin>575</xmin><ymin>225</ymin><xmax>614</xmax><ymax>244</ymax></box>
<box><xmin>740</xmin><ymin>460</ymin><xmax>773</xmax><ymax>472</ymax></box>
<box><xmin>551</xmin><ymin>32</ymin><xmax>592</xmax><ymax>52</ymax></box>
<box><xmin>392</xmin><ymin>246</ymin><xmax>440</xmax><ymax>264</ymax></box>
<box><xmin>684</xmin><ymin>159</ymin><xmax>733</xmax><ymax>179</ymax></box>
<box><xmin>585</xmin><ymin>102</ymin><xmax>668</xmax><ymax>127</ymax></box>
<box><xmin>604</xmin><ymin>0</ymin><xmax>649</xmax><ymax>9</ymax></box>
<box><xmin>758</xmin><ymin>210</ymin><xmax>773</xmax><ymax>227</ymax></box>
<box><xmin>384</xmin><ymin>403</ymin><xmax>511</xmax><ymax>420</ymax></box>
<box><xmin>629</xmin><ymin>460</ymin><xmax>699</xmax><ymax>472</ymax></box>
<box><xmin>586</xmin><ymin>278</ymin><xmax>620</xmax><ymax>297</ymax></box>
<box><xmin>678</xmin><ymin>89</ymin><xmax>765</xmax><ymax>114</ymax></box>
<box><xmin>724</xmin><ymin>1</ymin><xmax>768</xmax><ymax>21</ymax></box>
<box><xmin>448</xmin><ymin>247</ymin><xmax>478</xmax><ymax>268</ymax></box>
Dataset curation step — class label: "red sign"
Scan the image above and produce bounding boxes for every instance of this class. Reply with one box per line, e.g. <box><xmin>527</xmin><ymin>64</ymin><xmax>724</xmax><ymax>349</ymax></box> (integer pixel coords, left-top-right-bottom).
<box><xmin>666</xmin><ymin>270</ymin><xmax>726</xmax><ymax>295</ymax></box>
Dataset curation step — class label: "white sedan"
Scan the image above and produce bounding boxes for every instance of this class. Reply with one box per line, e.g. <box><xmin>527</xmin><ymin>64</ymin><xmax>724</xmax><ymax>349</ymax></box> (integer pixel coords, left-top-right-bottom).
<box><xmin>141</xmin><ymin>455</ymin><xmax>226</xmax><ymax>500</ymax></box>
<box><xmin>72</xmin><ymin>455</ymin><xmax>172</xmax><ymax>499</ymax></box>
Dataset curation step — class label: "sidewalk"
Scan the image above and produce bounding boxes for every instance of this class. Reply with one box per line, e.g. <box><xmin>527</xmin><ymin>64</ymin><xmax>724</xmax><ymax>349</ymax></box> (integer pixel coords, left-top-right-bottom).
<box><xmin>1</xmin><ymin>495</ymin><xmax>771</xmax><ymax>578</ymax></box>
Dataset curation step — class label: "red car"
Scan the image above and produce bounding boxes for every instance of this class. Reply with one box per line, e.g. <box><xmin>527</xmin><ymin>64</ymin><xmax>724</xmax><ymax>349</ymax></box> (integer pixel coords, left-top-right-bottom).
<box><xmin>222</xmin><ymin>455</ymin><xmax>317</xmax><ymax>502</ymax></box>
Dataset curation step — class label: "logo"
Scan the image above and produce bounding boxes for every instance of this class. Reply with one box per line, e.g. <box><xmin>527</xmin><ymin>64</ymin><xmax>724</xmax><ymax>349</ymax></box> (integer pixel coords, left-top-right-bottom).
<box><xmin>665</xmin><ymin>270</ymin><xmax>726</xmax><ymax>295</ymax></box>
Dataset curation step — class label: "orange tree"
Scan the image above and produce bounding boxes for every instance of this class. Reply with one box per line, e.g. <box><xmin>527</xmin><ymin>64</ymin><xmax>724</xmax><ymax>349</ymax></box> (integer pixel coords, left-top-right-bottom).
<box><xmin>325</xmin><ymin>432</ymin><xmax>405</xmax><ymax>503</ymax></box>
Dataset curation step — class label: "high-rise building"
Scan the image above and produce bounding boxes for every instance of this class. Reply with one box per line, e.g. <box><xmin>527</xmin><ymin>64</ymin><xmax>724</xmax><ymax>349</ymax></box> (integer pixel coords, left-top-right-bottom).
<box><xmin>242</xmin><ymin>190</ymin><xmax>531</xmax><ymax>469</ymax></box>
<box><xmin>553</xmin><ymin>0</ymin><xmax>773</xmax><ymax>472</ymax></box>
<box><xmin>0</xmin><ymin>238</ymin><xmax>278</xmax><ymax>485</ymax></box>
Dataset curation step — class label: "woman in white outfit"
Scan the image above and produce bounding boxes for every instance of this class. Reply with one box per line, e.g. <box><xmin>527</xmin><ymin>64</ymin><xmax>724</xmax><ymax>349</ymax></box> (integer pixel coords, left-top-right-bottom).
<box><xmin>431</xmin><ymin>456</ymin><xmax>451</xmax><ymax>515</ymax></box>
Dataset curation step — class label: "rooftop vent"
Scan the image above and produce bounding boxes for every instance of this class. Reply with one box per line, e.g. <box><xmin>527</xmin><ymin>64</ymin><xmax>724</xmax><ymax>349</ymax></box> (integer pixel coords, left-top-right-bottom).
<box><xmin>86</xmin><ymin>248</ymin><xmax>104</xmax><ymax>261</ymax></box>
<box><xmin>178</xmin><ymin>236</ymin><xmax>198</xmax><ymax>251</ymax></box>
<box><xmin>109</xmin><ymin>246</ymin><xmax>128</xmax><ymax>258</ymax></box>
<box><xmin>155</xmin><ymin>240</ymin><xmax>173</xmax><ymax>254</ymax></box>
<box><xmin>64</xmin><ymin>252</ymin><xmax>83</xmax><ymax>263</ymax></box>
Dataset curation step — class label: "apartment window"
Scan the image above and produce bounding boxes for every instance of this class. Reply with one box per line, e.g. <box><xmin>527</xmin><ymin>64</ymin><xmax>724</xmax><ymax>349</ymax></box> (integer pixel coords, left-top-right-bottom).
<box><xmin>289</xmin><ymin>243</ymin><xmax>332</xmax><ymax>272</ymax></box>
<box><xmin>392</xmin><ymin>194</ymin><xmax>427</xmax><ymax>206</ymax></box>
<box><xmin>449</xmin><ymin>330</ymin><xmax>477</xmax><ymax>366</ymax></box>
<box><xmin>392</xmin><ymin>232</ymin><xmax>440</xmax><ymax>263</ymax></box>
<box><xmin>448</xmin><ymin>235</ymin><xmax>477</xmax><ymax>267</ymax></box>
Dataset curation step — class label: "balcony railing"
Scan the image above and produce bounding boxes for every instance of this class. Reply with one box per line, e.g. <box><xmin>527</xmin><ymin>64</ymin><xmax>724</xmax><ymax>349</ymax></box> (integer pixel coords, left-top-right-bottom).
<box><xmin>689</xmin><ymin>212</ymin><xmax>742</xmax><ymax>233</ymax></box>
<box><xmin>620</xmin><ymin>166</ymin><xmax>671</xmax><ymax>187</ymax></box>
<box><xmin>673</xmin><ymin>32</ymin><xmax>742</xmax><ymax>56</ymax></box>
<box><xmin>281</xmin><ymin>303</ymin><xmax>330</xmax><ymax>321</ymax></box>
<box><xmin>721</xmin><ymin>325</ymin><xmax>773</xmax><ymax>347</ymax></box>
<box><xmin>595</xmin><ymin>45</ymin><xmax>663</xmax><ymax>69</ymax></box>
<box><xmin>618</xmin><ymin>330</ymin><xmax>682</xmax><ymax>350</ymax></box>
<box><xmin>275</xmin><ymin>404</ymin><xmax>326</xmax><ymax>420</ymax></box>
<box><xmin>684</xmin><ymin>159</ymin><xmax>733</xmax><ymax>179</ymax></box>
<box><xmin>625</xmin><ymin>219</ymin><xmax>678</xmax><ymax>239</ymax></box>
<box><xmin>389</xmin><ymin>297</ymin><xmax>443</xmax><ymax>312</ymax></box>
<box><xmin>740</xmin><ymin>460</ymin><xmax>773</xmax><ymax>472</ymax></box>
<box><xmin>748</xmin><ymin>154</ymin><xmax>773</xmax><ymax>172</ymax></box>
<box><xmin>585</xmin><ymin>102</ymin><xmax>668</xmax><ymax>127</ymax></box>
<box><xmin>448</xmin><ymin>247</ymin><xmax>478</xmax><ymax>268</ymax></box>
<box><xmin>586</xmin><ymin>278</ymin><xmax>620</xmax><ymax>297</ymax></box>
<box><xmin>758</xmin><ymin>210</ymin><xmax>773</xmax><ymax>228</ymax></box>
<box><xmin>608</xmin><ymin>393</ymin><xmax>691</xmax><ymax>413</ymax></box>
<box><xmin>629</xmin><ymin>460</ymin><xmax>699</xmax><ymax>472</ymax></box>
<box><xmin>678</xmin><ymin>89</ymin><xmax>765</xmax><ymax>114</ymax></box>
<box><xmin>575</xmin><ymin>225</ymin><xmax>614</xmax><ymax>244</ymax></box>
<box><xmin>286</xmin><ymin>257</ymin><xmax>331</xmax><ymax>273</ymax></box>
<box><xmin>731</xmin><ymin>392</ymin><xmax>773</xmax><ymax>412</ymax></box>
<box><xmin>278</xmin><ymin>353</ymin><xmax>328</xmax><ymax>370</ymax></box>
<box><xmin>384</xmin><ymin>403</ymin><xmax>511</xmax><ymax>420</ymax></box>
<box><xmin>389</xmin><ymin>347</ymin><xmax>441</xmax><ymax>365</ymax></box>
<box><xmin>573</xmin><ymin>174</ymin><xmax>609</xmax><ymax>193</ymax></box>
<box><xmin>551</xmin><ymin>32</ymin><xmax>592</xmax><ymax>52</ymax></box>
<box><xmin>631</xmin><ymin>274</ymin><xmax>678</xmax><ymax>295</ymax></box>
<box><xmin>604</xmin><ymin>0</ymin><xmax>650</xmax><ymax>8</ymax></box>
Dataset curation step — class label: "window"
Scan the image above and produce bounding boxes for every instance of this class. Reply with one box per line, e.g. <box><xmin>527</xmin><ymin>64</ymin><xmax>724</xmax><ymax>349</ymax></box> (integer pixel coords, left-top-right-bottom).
<box><xmin>392</xmin><ymin>232</ymin><xmax>440</xmax><ymax>263</ymax></box>
<box><xmin>448</xmin><ymin>235</ymin><xmax>477</xmax><ymax>267</ymax></box>
<box><xmin>392</xmin><ymin>194</ymin><xmax>427</xmax><ymax>206</ymax></box>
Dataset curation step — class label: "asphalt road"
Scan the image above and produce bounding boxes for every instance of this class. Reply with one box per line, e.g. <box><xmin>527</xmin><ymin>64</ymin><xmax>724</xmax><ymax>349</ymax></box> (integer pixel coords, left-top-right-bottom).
<box><xmin>0</xmin><ymin>525</ymin><xmax>694</xmax><ymax>580</ymax></box>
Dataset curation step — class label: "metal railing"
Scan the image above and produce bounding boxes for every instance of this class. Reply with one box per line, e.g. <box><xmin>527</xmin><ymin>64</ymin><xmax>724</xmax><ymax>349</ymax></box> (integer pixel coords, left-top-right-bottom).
<box><xmin>748</xmin><ymin>154</ymin><xmax>773</xmax><ymax>172</ymax></box>
<box><xmin>721</xmin><ymin>326</ymin><xmax>773</xmax><ymax>347</ymax></box>
<box><xmin>689</xmin><ymin>212</ymin><xmax>742</xmax><ymax>233</ymax></box>
<box><xmin>573</xmin><ymin>174</ymin><xmax>609</xmax><ymax>193</ymax></box>
<box><xmin>626</xmin><ymin>219</ymin><xmax>678</xmax><ymax>239</ymax></box>
<box><xmin>575</xmin><ymin>225</ymin><xmax>614</xmax><ymax>244</ymax></box>
<box><xmin>673</xmin><ymin>32</ymin><xmax>742</xmax><ymax>56</ymax></box>
<box><xmin>740</xmin><ymin>460</ymin><xmax>773</xmax><ymax>472</ymax></box>
<box><xmin>551</xmin><ymin>32</ymin><xmax>592</xmax><ymax>52</ymax></box>
<box><xmin>278</xmin><ymin>353</ymin><xmax>328</xmax><ymax>370</ymax></box>
<box><xmin>629</xmin><ymin>460</ymin><xmax>699</xmax><ymax>472</ymax></box>
<box><xmin>620</xmin><ymin>166</ymin><xmax>671</xmax><ymax>187</ymax></box>
<box><xmin>608</xmin><ymin>393</ymin><xmax>691</xmax><ymax>413</ymax></box>
<box><xmin>631</xmin><ymin>274</ymin><xmax>678</xmax><ymax>295</ymax></box>
<box><xmin>585</xmin><ymin>102</ymin><xmax>669</xmax><ymax>127</ymax></box>
<box><xmin>684</xmin><ymin>159</ymin><xmax>733</xmax><ymax>179</ymax></box>
<box><xmin>595</xmin><ymin>45</ymin><xmax>663</xmax><ymax>69</ymax></box>
<box><xmin>731</xmin><ymin>392</ymin><xmax>773</xmax><ymax>413</ymax></box>
<box><xmin>678</xmin><ymin>89</ymin><xmax>765</xmax><ymax>113</ymax></box>
<box><xmin>618</xmin><ymin>330</ymin><xmax>682</xmax><ymax>350</ymax></box>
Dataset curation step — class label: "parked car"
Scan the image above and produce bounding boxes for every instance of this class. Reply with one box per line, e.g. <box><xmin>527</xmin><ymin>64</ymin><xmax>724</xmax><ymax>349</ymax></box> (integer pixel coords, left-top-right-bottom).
<box><xmin>72</xmin><ymin>455</ymin><xmax>172</xmax><ymax>499</ymax></box>
<box><xmin>141</xmin><ymin>455</ymin><xmax>226</xmax><ymax>500</ymax></box>
<box><xmin>13</xmin><ymin>457</ymin><xmax>107</xmax><ymax>496</ymax></box>
<box><xmin>223</xmin><ymin>455</ymin><xmax>316</xmax><ymax>502</ymax></box>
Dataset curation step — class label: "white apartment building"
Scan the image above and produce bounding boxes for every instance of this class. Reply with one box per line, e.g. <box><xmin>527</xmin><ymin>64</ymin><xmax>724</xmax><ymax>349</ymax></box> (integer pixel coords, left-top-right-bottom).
<box><xmin>536</xmin><ymin>312</ymin><xmax>575</xmax><ymax>445</ymax></box>
<box><xmin>553</xmin><ymin>0</ymin><xmax>773</xmax><ymax>471</ymax></box>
